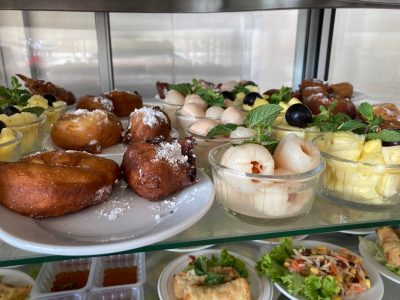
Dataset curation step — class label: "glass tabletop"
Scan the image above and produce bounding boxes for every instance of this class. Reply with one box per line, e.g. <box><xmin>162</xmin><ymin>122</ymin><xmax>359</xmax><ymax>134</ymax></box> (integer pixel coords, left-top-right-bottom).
<box><xmin>0</xmin><ymin>195</ymin><xmax>399</xmax><ymax>267</ymax></box>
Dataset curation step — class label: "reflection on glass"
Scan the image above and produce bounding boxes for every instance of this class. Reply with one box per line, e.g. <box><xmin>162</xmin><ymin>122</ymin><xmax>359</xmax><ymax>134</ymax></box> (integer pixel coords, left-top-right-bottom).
<box><xmin>0</xmin><ymin>11</ymin><xmax>101</xmax><ymax>97</ymax></box>
<box><xmin>110</xmin><ymin>11</ymin><xmax>299</xmax><ymax>99</ymax></box>
<box><xmin>0</xmin><ymin>11</ymin><xmax>29</xmax><ymax>86</ymax></box>
<box><xmin>330</xmin><ymin>9</ymin><xmax>400</xmax><ymax>100</ymax></box>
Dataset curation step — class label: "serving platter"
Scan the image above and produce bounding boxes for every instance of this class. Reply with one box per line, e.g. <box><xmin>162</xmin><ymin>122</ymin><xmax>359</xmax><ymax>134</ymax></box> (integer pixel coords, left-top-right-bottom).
<box><xmin>359</xmin><ymin>233</ymin><xmax>400</xmax><ymax>284</ymax></box>
<box><xmin>0</xmin><ymin>170</ymin><xmax>214</xmax><ymax>256</ymax></box>
<box><xmin>157</xmin><ymin>249</ymin><xmax>273</xmax><ymax>300</ymax></box>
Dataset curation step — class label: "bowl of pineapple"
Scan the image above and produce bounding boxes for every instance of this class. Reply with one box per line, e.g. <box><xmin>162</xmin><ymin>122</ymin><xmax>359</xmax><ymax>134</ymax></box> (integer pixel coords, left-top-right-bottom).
<box><xmin>314</xmin><ymin>131</ymin><xmax>400</xmax><ymax>209</ymax></box>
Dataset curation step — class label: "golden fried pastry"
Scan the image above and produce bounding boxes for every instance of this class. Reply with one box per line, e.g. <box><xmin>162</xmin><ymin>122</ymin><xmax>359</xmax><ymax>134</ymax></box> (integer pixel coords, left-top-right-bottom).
<box><xmin>121</xmin><ymin>137</ymin><xmax>196</xmax><ymax>201</ymax></box>
<box><xmin>51</xmin><ymin>109</ymin><xmax>123</xmax><ymax>153</ymax></box>
<box><xmin>376</xmin><ymin>226</ymin><xmax>400</xmax><ymax>267</ymax></box>
<box><xmin>373</xmin><ymin>103</ymin><xmax>400</xmax><ymax>130</ymax></box>
<box><xmin>330</xmin><ymin>82</ymin><xmax>353</xmax><ymax>98</ymax></box>
<box><xmin>0</xmin><ymin>283</ymin><xmax>32</xmax><ymax>300</ymax></box>
<box><xmin>76</xmin><ymin>95</ymin><xmax>114</xmax><ymax>112</ymax></box>
<box><xmin>0</xmin><ymin>151</ymin><xmax>120</xmax><ymax>217</ymax></box>
<box><xmin>125</xmin><ymin>106</ymin><xmax>171</xmax><ymax>143</ymax></box>
<box><xmin>16</xmin><ymin>74</ymin><xmax>76</xmax><ymax>105</ymax></box>
<box><xmin>103</xmin><ymin>90</ymin><xmax>143</xmax><ymax>117</ymax></box>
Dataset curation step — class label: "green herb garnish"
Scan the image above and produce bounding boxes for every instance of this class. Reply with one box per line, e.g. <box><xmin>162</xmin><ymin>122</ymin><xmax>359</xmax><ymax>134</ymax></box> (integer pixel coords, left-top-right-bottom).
<box><xmin>269</xmin><ymin>86</ymin><xmax>292</xmax><ymax>104</ymax></box>
<box><xmin>311</xmin><ymin>101</ymin><xmax>351</xmax><ymax>132</ymax></box>
<box><xmin>21</xmin><ymin>106</ymin><xmax>45</xmax><ymax>117</ymax></box>
<box><xmin>207</xmin><ymin>123</ymin><xmax>239</xmax><ymax>138</ymax></box>
<box><xmin>168</xmin><ymin>82</ymin><xmax>192</xmax><ymax>97</ymax></box>
<box><xmin>189</xmin><ymin>249</ymin><xmax>248</xmax><ymax>286</ymax></box>
<box><xmin>244</xmin><ymin>103</ymin><xmax>283</xmax><ymax>136</ymax></box>
<box><xmin>192</xmin><ymin>79</ymin><xmax>224</xmax><ymax>107</ymax></box>
<box><xmin>0</xmin><ymin>75</ymin><xmax>32</xmax><ymax>107</ymax></box>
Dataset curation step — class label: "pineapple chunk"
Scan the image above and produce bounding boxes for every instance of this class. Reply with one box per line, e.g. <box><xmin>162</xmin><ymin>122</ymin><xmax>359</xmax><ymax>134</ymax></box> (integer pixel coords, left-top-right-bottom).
<box><xmin>287</xmin><ymin>97</ymin><xmax>302</xmax><ymax>106</ymax></box>
<box><xmin>327</xmin><ymin>132</ymin><xmax>364</xmax><ymax>161</ymax></box>
<box><xmin>278</xmin><ymin>101</ymin><xmax>289</xmax><ymax>112</ymax></box>
<box><xmin>245</xmin><ymin>85</ymin><xmax>259</xmax><ymax>93</ymax></box>
<box><xmin>382</xmin><ymin>145</ymin><xmax>400</xmax><ymax>165</ymax></box>
<box><xmin>359</xmin><ymin>139</ymin><xmax>385</xmax><ymax>165</ymax></box>
<box><xmin>253</xmin><ymin>98</ymin><xmax>268</xmax><ymax>109</ymax></box>
<box><xmin>376</xmin><ymin>173</ymin><xmax>400</xmax><ymax>198</ymax></box>
<box><xmin>27</xmin><ymin>95</ymin><xmax>49</xmax><ymax>108</ymax></box>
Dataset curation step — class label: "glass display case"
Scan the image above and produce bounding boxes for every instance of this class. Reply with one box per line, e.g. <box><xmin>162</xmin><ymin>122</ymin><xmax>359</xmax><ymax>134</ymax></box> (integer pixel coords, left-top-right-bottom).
<box><xmin>0</xmin><ymin>1</ymin><xmax>400</xmax><ymax>299</ymax></box>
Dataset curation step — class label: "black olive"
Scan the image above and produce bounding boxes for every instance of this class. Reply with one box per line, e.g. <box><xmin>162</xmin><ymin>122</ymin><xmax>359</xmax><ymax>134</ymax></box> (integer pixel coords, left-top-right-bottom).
<box><xmin>243</xmin><ymin>92</ymin><xmax>262</xmax><ymax>106</ymax></box>
<box><xmin>382</xmin><ymin>140</ymin><xmax>400</xmax><ymax>147</ymax></box>
<box><xmin>221</xmin><ymin>91</ymin><xmax>234</xmax><ymax>100</ymax></box>
<box><xmin>43</xmin><ymin>94</ymin><xmax>57</xmax><ymax>107</ymax></box>
<box><xmin>0</xmin><ymin>120</ymin><xmax>6</xmax><ymax>132</ymax></box>
<box><xmin>285</xmin><ymin>103</ymin><xmax>313</xmax><ymax>128</ymax></box>
<box><xmin>3</xmin><ymin>106</ymin><xmax>20</xmax><ymax>116</ymax></box>
<box><xmin>242</xmin><ymin>80</ymin><xmax>257</xmax><ymax>86</ymax></box>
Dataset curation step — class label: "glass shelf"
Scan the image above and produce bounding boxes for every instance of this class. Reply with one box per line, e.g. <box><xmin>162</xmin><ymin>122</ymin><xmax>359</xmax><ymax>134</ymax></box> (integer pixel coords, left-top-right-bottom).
<box><xmin>1</xmin><ymin>195</ymin><xmax>399</xmax><ymax>267</ymax></box>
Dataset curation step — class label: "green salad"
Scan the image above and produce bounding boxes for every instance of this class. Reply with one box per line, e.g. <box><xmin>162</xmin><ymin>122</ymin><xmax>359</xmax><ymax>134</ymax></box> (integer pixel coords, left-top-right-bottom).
<box><xmin>256</xmin><ymin>238</ymin><xmax>371</xmax><ymax>300</ymax></box>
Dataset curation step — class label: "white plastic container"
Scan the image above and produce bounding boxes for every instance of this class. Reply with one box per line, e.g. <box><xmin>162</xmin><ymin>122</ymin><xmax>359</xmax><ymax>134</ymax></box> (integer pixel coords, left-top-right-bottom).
<box><xmin>91</xmin><ymin>253</ymin><xmax>146</xmax><ymax>291</ymax></box>
<box><xmin>87</xmin><ymin>286</ymin><xmax>143</xmax><ymax>300</ymax></box>
<box><xmin>31</xmin><ymin>258</ymin><xmax>95</xmax><ymax>298</ymax></box>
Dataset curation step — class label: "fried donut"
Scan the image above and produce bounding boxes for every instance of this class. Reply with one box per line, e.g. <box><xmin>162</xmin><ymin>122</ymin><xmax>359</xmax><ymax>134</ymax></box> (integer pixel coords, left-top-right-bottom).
<box><xmin>51</xmin><ymin>109</ymin><xmax>123</xmax><ymax>153</ymax></box>
<box><xmin>125</xmin><ymin>106</ymin><xmax>171</xmax><ymax>143</ymax></box>
<box><xmin>121</xmin><ymin>137</ymin><xmax>196</xmax><ymax>201</ymax></box>
<box><xmin>0</xmin><ymin>151</ymin><xmax>120</xmax><ymax>217</ymax></box>
<box><xmin>77</xmin><ymin>95</ymin><xmax>114</xmax><ymax>112</ymax></box>
<box><xmin>103</xmin><ymin>90</ymin><xmax>143</xmax><ymax>117</ymax></box>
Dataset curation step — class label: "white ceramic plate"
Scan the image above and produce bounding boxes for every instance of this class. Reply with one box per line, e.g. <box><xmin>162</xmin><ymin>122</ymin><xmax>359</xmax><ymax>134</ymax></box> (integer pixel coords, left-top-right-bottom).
<box><xmin>0</xmin><ymin>268</ymin><xmax>35</xmax><ymax>287</ymax></box>
<box><xmin>166</xmin><ymin>244</ymin><xmax>215</xmax><ymax>253</ymax></box>
<box><xmin>340</xmin><ymin>228</ymin><xmax>375</xmax><ymax>235</ymax></box>
<box><xmin>0</xmin><ymin>170</ymin><xmax>214</xmax><ymax>256</ymax></box>
<box><xmin>253</xmin><ymin>235</ymin><xmax>308</xmax><ymax>245</ymax></box>
<box><xmin>157</xmin><ymin>249</ymin><xmax>273</xmax><ymax>300</ymax></box>
<box><xmin>42</xmin><ymin>135</ymin><xmax>127</xmax><ymax>164</ymax></box>
<box><xmin>359</xmin><ymin>233</ymin><xmax>400</xmax><ymax>284</ymax></box>
<box><xmin>274</xmin><ymin>240</ymin><xmax>384</xmax><ymax>300</ymax></box>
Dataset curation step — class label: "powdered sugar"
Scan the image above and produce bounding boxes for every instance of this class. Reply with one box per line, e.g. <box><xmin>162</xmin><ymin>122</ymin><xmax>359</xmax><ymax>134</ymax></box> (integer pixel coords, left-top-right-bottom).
<box><xmin>93</xmin><ymin>96</ymin><xmax>114</xmax><ymax>112</ymax></box>
<box><xmin>132</xmin><ymin>107</ymin><xmax>168</xmax><ymax>128</ymax></box>
<box><xmin>95</xmin><ymin>186</ymin><xmax>112</xmax><ymax>203</ymax></box>
<box><xmin>154</xmin><ymin>140</ymin><xmax>188</xmax><ymax>167</ymax></box>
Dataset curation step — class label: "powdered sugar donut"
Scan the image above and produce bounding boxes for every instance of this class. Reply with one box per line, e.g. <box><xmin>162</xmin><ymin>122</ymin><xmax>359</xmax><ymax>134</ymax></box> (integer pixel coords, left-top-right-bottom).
<box><xmin>51</xmin><ymin>109</ymin><xmax>123</xmax><ymax>153</ymax></box>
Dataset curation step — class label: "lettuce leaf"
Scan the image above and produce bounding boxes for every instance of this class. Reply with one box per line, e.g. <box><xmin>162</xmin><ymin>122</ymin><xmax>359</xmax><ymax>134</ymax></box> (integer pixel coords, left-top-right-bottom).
<box><xmin>257</xmin><ymin>238</ymin><xmax>341</xmax><ymax>300</ymax></box>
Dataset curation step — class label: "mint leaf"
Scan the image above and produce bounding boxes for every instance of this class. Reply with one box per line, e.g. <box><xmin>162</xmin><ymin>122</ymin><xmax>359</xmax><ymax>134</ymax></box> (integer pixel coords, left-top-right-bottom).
<box><xmin>366</xmin><ymin>129</ymin><xmax>400</xmax><ymax>142</ymax></box>
<box><xmin>270</xmin><ymin>86</ymin><xmax>292</xmax><ymax>104</ymax></box>
<box><xmin>244</xmin><ymin>104</ymin><xmax>282</xmax><ymax>131</ymax></box>
<box><xmin>168</xmin><ymin>83</ymin><xmax>192</xmax><ymax>96</ymax></box>
<box><xmin>337</xmin><ymin>119</ymin><xmax>368</xmax><ymax>132</ymax></box>
<box><xmin>194</xmin><ymin>256</ymin><xmax>208</xmax><ymax>276</ymax></box>
<box><xmin>21</xmin><ymin>106</ymin><xmax>45</xmax><ymax>116</ymax></box>
<box><xmin>207</xmin><ymin>123</ymin><xmax>238</xmax><ymax>138</ymax></box>
<box><xmin>194</xmin><ymin>87</ymin><xmax>224</xmax><ymax>107</ymax></box>
<box><xmin>358</xmin><ymin>102</ymin><xmax>374</xmax><ymax>122</ymax></box>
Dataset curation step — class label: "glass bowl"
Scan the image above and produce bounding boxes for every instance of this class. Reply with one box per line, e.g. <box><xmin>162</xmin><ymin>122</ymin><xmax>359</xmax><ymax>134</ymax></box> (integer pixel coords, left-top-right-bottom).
<box><xmin>6</xmin><ymin>114</ymin><xmax>46</xmax><ymax>155</ymax></box>
<box><xmin>43</xmin><ymin>101</ymin><xmax>67</xmax><ymax>133</ymax></box>
<box><xmin>0</xmin><ymin>128</ymin><xmax>23</xmax><ymax>162</ymax></box>
<box><xmin>186</xmin><ymin>124</ymin><xmax>254</xmax><ymax>176</ymax></box>
<box><xmin>314</xmin><ymin>135</ymin><xmax>400</xmax><ymax>209</ymax></box>
<box><xmin>160</xmin><ymin>98</ymin><xmax>183</xmax><ymax>129</ymax></box>
<box><xmin>271</xmin><ymin>123</ymin><xmax>322</xmax><ymax>141</ymax></box>
<box><xmin>208</xmin><ymin>143</ymin><xmax>325</xmax><ymax>224</ymax></box>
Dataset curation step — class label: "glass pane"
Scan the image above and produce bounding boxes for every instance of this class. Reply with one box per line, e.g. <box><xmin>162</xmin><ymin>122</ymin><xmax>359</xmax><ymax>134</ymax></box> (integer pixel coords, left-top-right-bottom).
<box><xmin>110</xmin><ymin>10</ymin><xmax>299</xmax><ymax>100</ymax></box>
<box><xmin>0</xmin><ymin>11</ymin><xmax>30</xmax><ymax>86</ymax></box>
<box><xmin>329</xmin><ymin>9</ymin><xmax>400</xmax><ymax>100</ymax></box>
<box><xmin>1</xmin><ymin>11</ymin><xmax>100</xmax><ymax>97</ymax></box>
